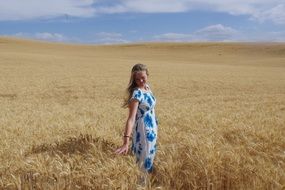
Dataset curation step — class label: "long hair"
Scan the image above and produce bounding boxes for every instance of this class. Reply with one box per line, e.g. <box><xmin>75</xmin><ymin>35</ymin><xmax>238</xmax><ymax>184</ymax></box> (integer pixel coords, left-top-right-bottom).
<box><xmin>122</xmin><ymin>63</ymin><xmax>149</xmax><ymax>108</ymax></box>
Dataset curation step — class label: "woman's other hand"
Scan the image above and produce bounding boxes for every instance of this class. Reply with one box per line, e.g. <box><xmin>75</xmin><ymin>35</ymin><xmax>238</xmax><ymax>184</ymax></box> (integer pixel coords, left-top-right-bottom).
<box><xmin>115</xmin><ymin>143</ymin><xmax>129</xmax><ymax>154</ymax></box>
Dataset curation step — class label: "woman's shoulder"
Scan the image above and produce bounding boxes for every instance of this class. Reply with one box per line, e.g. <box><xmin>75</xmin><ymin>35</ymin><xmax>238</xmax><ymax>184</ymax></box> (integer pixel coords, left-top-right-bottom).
<box><xmin>133</xmin><ymin>84</ymin><xmax>152</xmax><ymax>94</ymax></box>
<box><xmin>133</xmin><ymin>87</ymin><xmax>142</xmax><ymax>92</ymax></box>
<box><xmin>132</xmin><ymin>88</ymin><xmax>142</xmax><ymax>96</ymax></box>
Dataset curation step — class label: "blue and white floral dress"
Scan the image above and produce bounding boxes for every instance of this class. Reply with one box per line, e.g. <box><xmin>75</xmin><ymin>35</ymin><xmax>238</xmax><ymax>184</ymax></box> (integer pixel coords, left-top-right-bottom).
<box><xmin>130</xmin><ymin>85</ymin><xmax>158</xmax><ymax>173</ymax></box>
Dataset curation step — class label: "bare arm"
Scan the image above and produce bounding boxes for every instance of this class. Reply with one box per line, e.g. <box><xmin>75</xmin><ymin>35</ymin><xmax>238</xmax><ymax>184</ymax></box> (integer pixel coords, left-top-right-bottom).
<box><xmin>115</xmin><ymin>99</ymin><xmax>139</xmax><ymax>154</ymax></box>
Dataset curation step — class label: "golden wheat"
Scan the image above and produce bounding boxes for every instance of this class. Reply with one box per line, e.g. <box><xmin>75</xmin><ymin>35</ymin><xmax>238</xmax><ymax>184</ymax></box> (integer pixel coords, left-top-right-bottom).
<box><xmin>0</xmin><ymin>37</ymin><xmax>284</xmax><ymax>189</ymax></box>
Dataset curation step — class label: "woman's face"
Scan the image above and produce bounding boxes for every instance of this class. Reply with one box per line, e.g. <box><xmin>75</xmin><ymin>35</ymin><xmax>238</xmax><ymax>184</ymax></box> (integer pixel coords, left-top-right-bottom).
<box><xmin>134</xmin><ymin>71</ymin><xmax>147</xmax><ymax>88</ymax></box>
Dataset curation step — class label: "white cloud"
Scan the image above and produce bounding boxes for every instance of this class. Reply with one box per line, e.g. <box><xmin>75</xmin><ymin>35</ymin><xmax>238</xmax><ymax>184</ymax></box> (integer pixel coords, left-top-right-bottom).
<box><xmin>241</xmin><ymin>30</ymin><xmax>285</xmax><ymax>42</ymax></box>
<box><xmin>268</xmin><ymin>31</ymin><xmax>285</xmax><ymax>42</ymax></box>
<box><xmin>0</xmin><ymin>0</ymin><xmax>284</xmax><ymax>25</ymax></box>
<box><xmin>92</xmin><ymin>0</ymin><xmax>285</xmax><ymax>25</ymax></box>
<box><xmin>154</xmin><ymin>33</ymin><xmax>194</xmax><ymax>42</ymax></box>
<box><xmin>12</xmin><ymin>32</ymin><xmax>69</xmax><ymax>42</ymax></box>
<box><xmin>194</xmin><ymin>24</ymin><xmax>238</xmax><ymax>41</ymax></box>
<box><xmin>93</xmin><ymin>32</ymin><xmax>129</xmax><ymax>44</ymax></box>
<box><xmin>154</xmin><ymin>24</ymin><xmax>239</xmax><ymax>42</ymax></box>
<box><xmin>95</xmin><ymin>32</ymin><xmax>122</xmax><ymax>38</ymax></box>
<box><xmin>35</xmin><ymin>33</ymin><xmax>66</xmax><ymax>41</ymax></box>
<box><xmin>117</xmin><ymin>0</ymin><xmax>188</xmax><ymax>13</ymax></box>
<box><xmin>255</xmin><ymin>4</ymin><xmax>285</xmax><ymax>25</ymax></box>
<box><xmin>4</xmin><ymin>32</ymin><xmax>129</xmax><ymax>44</ymax></box>
<box><xmin>93</xmin><ymin>0</ymin><xmax>189</xmax><ymax>14</ymax></box>
<box><xmin>0</xmin><ymin>0</ymin><xmax>96</xmax><ymax>20</ymax></box>
<box><xmin>154</xmin><ymin>25</ymin><xmax>285</xmax><ymax>42</ymax></box>
<box><xmin>0</xmin><ymin>0</ymin><xmax>285</xmax><ymax>24</ymax></box>
<box><xmin>4</xmin><ymin>28</ymin><xmax>285</xmax><ymax>43</ymax></box>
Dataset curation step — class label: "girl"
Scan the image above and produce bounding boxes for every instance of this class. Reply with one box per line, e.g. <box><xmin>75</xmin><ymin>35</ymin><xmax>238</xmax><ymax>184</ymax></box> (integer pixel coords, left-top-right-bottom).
<box><xmin>115</xmin><ymin>63</ymin><xmax>158</xmax><ymax>174</ymax></box>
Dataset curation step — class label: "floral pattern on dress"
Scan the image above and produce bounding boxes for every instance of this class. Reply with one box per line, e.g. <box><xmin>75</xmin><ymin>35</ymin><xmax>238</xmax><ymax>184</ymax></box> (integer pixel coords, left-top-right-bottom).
<box><xmin>130</xmin><ymin>84</ymin><xmax>157</xmax><ymax>173</ymax></box>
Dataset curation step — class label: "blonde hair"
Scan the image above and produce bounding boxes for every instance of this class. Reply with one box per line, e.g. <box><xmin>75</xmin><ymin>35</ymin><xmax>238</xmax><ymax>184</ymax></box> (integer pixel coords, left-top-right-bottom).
<box><xmin>122</xmin><ymin>63</ymin><xmax>149</xmax><ymax>108</ymax></box>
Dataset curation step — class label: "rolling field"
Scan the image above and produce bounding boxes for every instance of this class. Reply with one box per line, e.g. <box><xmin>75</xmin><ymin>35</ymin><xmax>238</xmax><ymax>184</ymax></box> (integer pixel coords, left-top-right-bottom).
<box><xmin>0</xmin><ymin>37</ymin><xmax>285</xmax><ymax>189</ymax></box>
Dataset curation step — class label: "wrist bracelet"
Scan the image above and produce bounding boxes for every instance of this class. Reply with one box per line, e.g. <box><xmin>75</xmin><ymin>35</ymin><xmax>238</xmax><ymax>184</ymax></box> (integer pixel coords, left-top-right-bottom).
<box><xmin>123</xmin><ymin>135</ymin><xmax>130</xmax><ymax>138</ymax></box>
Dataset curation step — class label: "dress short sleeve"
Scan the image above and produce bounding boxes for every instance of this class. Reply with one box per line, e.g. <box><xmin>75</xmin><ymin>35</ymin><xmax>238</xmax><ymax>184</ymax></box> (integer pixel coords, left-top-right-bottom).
<box><xmin>130</xmin><ymin>88</ymin><xmax>143</xmax><ymax>103</ymax></box>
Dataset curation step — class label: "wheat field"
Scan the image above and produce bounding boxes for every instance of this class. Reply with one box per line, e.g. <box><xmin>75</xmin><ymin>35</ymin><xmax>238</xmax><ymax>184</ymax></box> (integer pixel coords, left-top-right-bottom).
<box><xmin>0</xmin><ymin>37</ymin><xmax>284</xmax><ymax>189</ymax></box>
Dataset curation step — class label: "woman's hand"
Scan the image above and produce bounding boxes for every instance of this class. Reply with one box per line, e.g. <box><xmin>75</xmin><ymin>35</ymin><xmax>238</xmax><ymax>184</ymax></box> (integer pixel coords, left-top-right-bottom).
<box><xmin>115</xmin><ymin>143</ymin><xmax>129</xmax><ymax>154</ymax></box>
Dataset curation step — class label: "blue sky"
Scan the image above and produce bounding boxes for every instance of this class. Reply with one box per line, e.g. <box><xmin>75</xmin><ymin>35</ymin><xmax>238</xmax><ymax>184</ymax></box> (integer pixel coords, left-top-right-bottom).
<box><xmin>0</xmin><ymin>0</ymin><xmax>285</xmax><ymax>44</ymax></box>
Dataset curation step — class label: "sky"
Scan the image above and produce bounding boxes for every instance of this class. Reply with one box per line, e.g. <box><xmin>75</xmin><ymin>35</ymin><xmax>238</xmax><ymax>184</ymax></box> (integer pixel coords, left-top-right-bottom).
<box><xmin>0</xmin><ymin>0</ymin><xmax>285</xmax><ymax>44</ymax></box>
